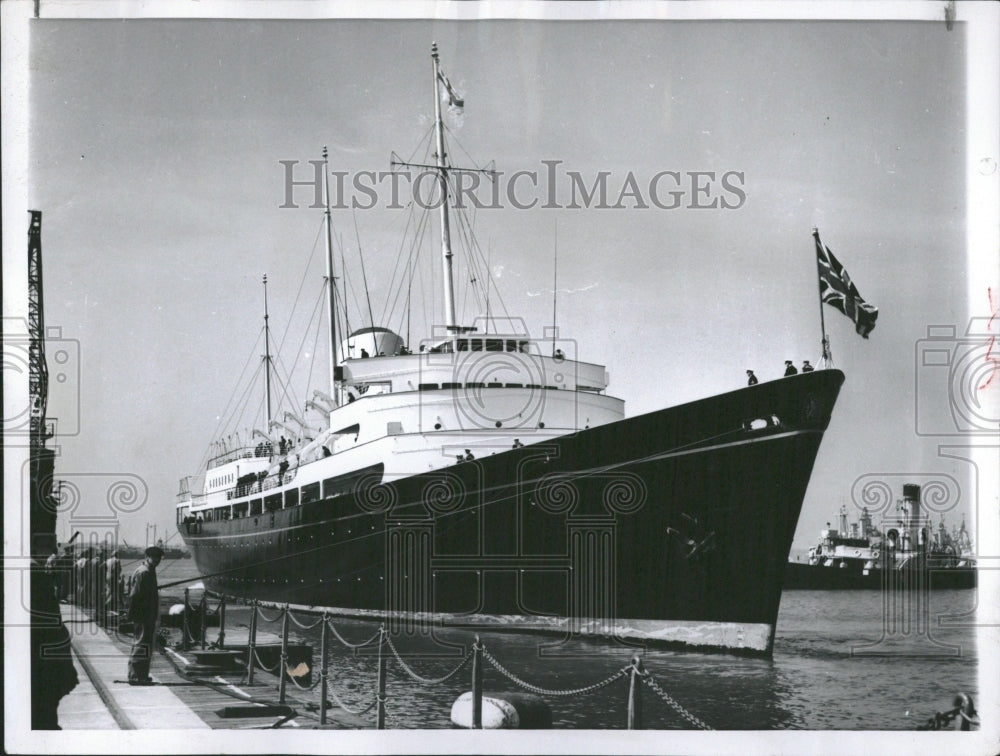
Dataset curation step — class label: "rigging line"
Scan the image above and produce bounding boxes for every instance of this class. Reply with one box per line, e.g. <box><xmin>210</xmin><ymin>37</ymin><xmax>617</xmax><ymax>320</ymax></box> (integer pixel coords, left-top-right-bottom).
<box><xmin>462</xmin><ymin>205</ymin><xmax>512</xmax><ymax>325</ymax></box>
<box><xmin>382</xmin><ymin>203</ymin><xmax>424</xmax><ymax>337</ymax></box>
<box><xmin>275</xmin><ymin>217</ymin><xmax>325</xmax><ymax>358</ymax></box>
<box><xmin>302</xmin><ymin>288</ymin><xmax>327</xmax><ymax>408</ymax></box>
<box><xmin>198</xmin><ymin>325</ymin><xmax>265</xmax><ymax>465</ymax></box>
<box><xmin>336</xmin><ymin>232</ymin><xmax>365</xmax><ymax>340</ymax></box>
<box><xmin>443</xmin><ymin>122</ymin><xmax>489</xmax><ymax>174</ymax></box>
<box><xmin>226</xmin><ymin>361</ymin><xmax>266</xmax><ymax>441</ymax></box>
<box><xmin>339</xmin><ymin>239</ymin><xmax>352</xmax><ymax>341</ymax></box>
<box><xmin>376</xmin><ymin>199</ymin><xmax>418</xmax><ymax>328</ymax></box>
<box><xmin>217</xmin><ymin>360</ymin><xmax>266</xmax><ymax>454</ymax></box>
<box><xmin>273</xmin><ymin>287</ymin><xmax>325</xmax><ymax>413</ymax></box>
<box><xmin>402</xmin><ymin>121</ymin><xmax>436</xmax><ymax>167</ymax></box>
<box><xmin>452</xmin><ymin>199</ymin><xmax>489</xmax><ymax>319</ymax></box>
<box><xmin>269</xmin><ymin>352</ymin><xmax>301</xmax><ymax>418</ymax></box>
<box><xmin>387</xmin><ymin>202</ymin><xmax>431</xmax><ymax>345</ymax></box>
<box><xmin>353</xmin><ymin>208</ymin><xmax>377</xmax><ymax>332</ymax></box>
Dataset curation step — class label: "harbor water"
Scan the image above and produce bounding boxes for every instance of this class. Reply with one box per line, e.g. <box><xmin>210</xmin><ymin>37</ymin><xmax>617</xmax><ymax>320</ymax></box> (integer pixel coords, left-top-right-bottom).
<box><xmin>140</xmin><ymin>558</ymin><xmax>978</xmax><ymax>730</ymax></box>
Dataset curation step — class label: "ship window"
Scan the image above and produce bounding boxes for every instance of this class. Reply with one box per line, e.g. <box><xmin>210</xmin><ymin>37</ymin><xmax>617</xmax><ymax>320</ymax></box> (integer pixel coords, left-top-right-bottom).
<box><xmin>505</xmin><ymin>383</ymin><xmax>523</xmax><ymax>388</ymax></box>
<box><xmin>284</xmin><ymin>488</ymin><xmax>298</xmax><ymax>509</ymax></box>
<box><xmin>526</xmin><ymin>384</ymin><xmax>541</xmax><ymax>389</ymax></box>
<box><xmin>442</xmin><ymin>382</ymin><xmax>460</xmax><ymax>389</ymax></box>
<box><xmin>518</xmin><ymin>340</ymin><xmax>530</xmax><ymax>353</ymax></box>
<box><xmin>265</xmin><ymin>494</ymin><xmax>282</xmax><ymax>512</ymax></box>
<box><xmin>486</xmin><ymin>339</ymin><xmax>504</xmax><ymax>352</ymax></box>
<box><xmin>233</xmin><ymin>502</ymin><xmax>248</xmax><ymax>519</ymax></box>
<box><xmin>466</xmin><ymin>382</ymin><xmax>485</xmax><ymax>389</ymax></box>
<box><xmin>301</xmin><ymin>482</ymin><xmax>321</xmax><ymax>504</ymax></box>
<box><xmin>418</xmin><ymin>383</ymin><xmax>439</xmax><ymax>391</ymax></box>
<box><xmin>250</xmin><ymin>499</ymin><xmax>262</xmax><ymax>516</ymax></box>
<box><xmin>505</xmin><ymin>340</ymin><xmax>518</xmax><ymax>352</ymax></box>
<box><xmin>470</xmin><ymin>339</ymin><xmax>483</xmax><ymax>351</ymax></box>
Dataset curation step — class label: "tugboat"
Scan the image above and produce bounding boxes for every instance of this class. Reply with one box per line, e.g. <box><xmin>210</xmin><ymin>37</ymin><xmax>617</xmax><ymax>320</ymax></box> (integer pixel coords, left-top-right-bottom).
<box><xmin>784</xmin><ymin>483</ymin><xmax>976</xmax><ymax>589</ymax></box>
<box><xmin>175</xmin><ymin>44</ymin><xmax>846</xmax><ymax>656</ymax></box>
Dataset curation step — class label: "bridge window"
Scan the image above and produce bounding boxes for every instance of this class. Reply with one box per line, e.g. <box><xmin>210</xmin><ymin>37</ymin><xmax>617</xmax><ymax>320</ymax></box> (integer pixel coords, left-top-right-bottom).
<box><xmin>486</xmin><ymin>339</ymin><xmax>504</xmax><ymax>352</ymax></box>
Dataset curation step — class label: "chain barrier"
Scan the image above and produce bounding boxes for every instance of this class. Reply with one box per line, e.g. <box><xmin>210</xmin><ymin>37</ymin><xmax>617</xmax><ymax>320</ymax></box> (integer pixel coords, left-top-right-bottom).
<box><xmin>482</xmin><ymin>647</ymin><xmax>630</xmax><ymax>697</ymax></box>
<box><xmin>255</xmin><ymin>605</ymin><xmax>286</xmax><ymax>623</ymax></box>
<box><xmin>639</xmin><ymin>669</ymin><xmax>713</xmax><ymax>730</ymax></box>
<box><xmin>383</xmin><ymin>632</ymin><xmax>474</xmax><ymax>686</ymax></box>
<box><xmin>286</xmin><ymin>608</ymin><xmax>325</xmax><ymax>631</ymax></box>
<box><xmin>325</xmin><ymin>618</ymin><xmax>382</xmax><ymax>650</ymax></box>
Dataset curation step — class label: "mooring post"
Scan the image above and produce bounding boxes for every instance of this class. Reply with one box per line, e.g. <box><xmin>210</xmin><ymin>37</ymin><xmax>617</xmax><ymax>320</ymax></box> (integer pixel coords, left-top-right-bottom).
<box><xmin>278</xmin><ymin>604</ymin><xmax>290</xmax><ymax>704</ymax></box>
<box><xmin>319</xmin><ymin>612</ymin><xmax>329</xmax><ymax>726</ymax></box>
<box><xmin>627</xmin><ymin>655</ymin><xmax>643</xmax><ymax>730</ymax></box>
<box><xmin>199</xmin><ymin>592</ymin><xmax>207</xmax><ymax>649</ymax></box>
<box><xmin>182</xmin><ymin>587</ymin><xmax>191</xmax><ymax>651</ymax></box>
<box><xmin>472</xmin><ymin>635</ymin><xmax>483</xmax><ymax>729</ymax></box>
<box><xmin>247</xmin><ymin>601</ymin><xmax>258</xmax><ymax>685</ymax></box>
<box><xmin>376</xmin><ymin>627</ymin><xmax>387</xmax><ymax>730</ymax></box>
<box><xmin>217</xmin><ymin>595</ymin><xmax>226</xmax><ymax>647</ymax></box>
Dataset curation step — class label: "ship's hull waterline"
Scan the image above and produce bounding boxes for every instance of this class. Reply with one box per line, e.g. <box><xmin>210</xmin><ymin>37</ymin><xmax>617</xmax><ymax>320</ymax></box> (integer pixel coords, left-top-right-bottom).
<box><xmin>180</xmin><ymin>369</ymin><xmax>844</xmax><ymax>656</ymax></box>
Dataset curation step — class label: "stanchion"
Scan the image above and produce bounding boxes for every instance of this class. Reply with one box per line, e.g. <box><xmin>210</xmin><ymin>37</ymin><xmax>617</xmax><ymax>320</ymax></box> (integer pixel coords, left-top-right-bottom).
<box><xmin>376</xmin><ymin>628</ymin><xmax>387</xmax><ymax>730</ymax></box>
<box><xmin>627</xmin><ymin>655</ymin><xmax>643</xmax><ymax>730</ymax></box>
<box><xmin>472</xmin><ymin>635</ymin><xmax>483</xmax><ymax>729</ymax></box>
<box><xmin>278</xmin><ymin>604</ymin><xmax>290</xmax><ymax>704</ymax></box>
<box><xmin>199</xmin><ymin>592</ymin><xmax>207</xmax><ymax>649</ymax></box>
<box><xmin>319</xmin><ymin>612</ymin><xmax>329</xmax><ymax>725</ymax></box>
<box><xmin>217</xmin><ymin>595</ymin><xmax>226</xmax><ymax>647</ymax></box>
<box><xmin>247</xmin><ymin>601</ymin><xmax>258</xmax><ymax>685</ymax></box>
<box><xmin>182</xmin><ymin>587</ymin><xmax>191</xmax><ymax>651</ymax></box>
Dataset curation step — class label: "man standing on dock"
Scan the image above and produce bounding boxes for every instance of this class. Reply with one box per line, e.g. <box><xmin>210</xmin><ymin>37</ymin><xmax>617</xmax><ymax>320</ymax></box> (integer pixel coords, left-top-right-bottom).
<box><xmin>127</xmin><ymin>546</ymin><xmax>163</xmax><ymax>684</ymax></box>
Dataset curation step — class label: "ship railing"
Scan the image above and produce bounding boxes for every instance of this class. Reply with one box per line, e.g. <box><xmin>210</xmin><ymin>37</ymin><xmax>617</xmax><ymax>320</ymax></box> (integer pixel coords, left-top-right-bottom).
<box><xmin>207</xmin><ymin>447</ymin><xmax>258</xmax><ymax>470</ymax></box>
<box><xmin>188</xmin><ymin>597</ymin><xmax>714</xmax><ymax>730</ymax></box>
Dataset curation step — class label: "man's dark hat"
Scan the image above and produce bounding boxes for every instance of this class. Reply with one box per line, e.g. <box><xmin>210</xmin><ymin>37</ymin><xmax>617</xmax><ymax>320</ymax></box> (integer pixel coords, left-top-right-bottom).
<box><xmin>785</xmin><ymin>360</ymin><xmax>793</xmax><ymax>364</ymax></box>
<box><xmin>145</xmin><ymin>546</ymin><xmax>164</xmax><ymax>558</ymax></box>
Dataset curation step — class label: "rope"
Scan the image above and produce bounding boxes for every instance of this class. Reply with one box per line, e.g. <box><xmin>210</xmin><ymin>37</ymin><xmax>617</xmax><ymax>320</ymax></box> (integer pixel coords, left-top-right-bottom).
<box><xmin>285</xmin><ymin>608</ymin><xmax>324</xmax><ymax>631</ymax></box>
<box><xmin>251</xmin><ymin>648</ymin><xmax>283</xmax><ymax>674</ymax></box>
<box><xmin>325</xmin><ymin>619</ymin><xmax>382</xmax><ymax>650</ymax></box>
<box><xmin>639</xmin><ymin>670</ymin><xmax>713</xmax><ymax>730</ymax></box>
<box><xmin>384</xmin><ymin>633</ymin><xmax>474</xmax><ymax>686</ymax></box>
<box><xmin>328</xmin><ymin>688</ymin><xmax>378</xmax><ymax>717</ymax></box>
<box><xmin>255</xmin><ymin>605</ymin><xmax>285</xmax><ymax>624</ymax></box>
<box><xmin>482</xmin><ymin>647</ymin><xmax>629</xmax><ymax>697</ymax></box>
<box><xmin>287</xmin><ymin>671</ymin><xmax>323</xmax><ymax>691</ymax></box>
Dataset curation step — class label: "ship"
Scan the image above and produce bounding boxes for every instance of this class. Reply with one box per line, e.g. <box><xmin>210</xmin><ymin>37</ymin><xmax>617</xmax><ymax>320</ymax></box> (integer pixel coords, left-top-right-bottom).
<box><xmin>784</xmin><ymin>483</ymin><xmax>976</xmax><ymax>590</ymax></box>
<box><xmin>175</xmin><ymin>44</ymin><xmax>845</xmax><ymax>656</ymax></box>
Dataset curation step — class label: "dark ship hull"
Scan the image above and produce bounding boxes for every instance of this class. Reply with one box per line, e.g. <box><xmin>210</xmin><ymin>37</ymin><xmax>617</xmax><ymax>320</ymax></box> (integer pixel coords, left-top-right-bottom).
<box><xmin>180</xmin><ymin>369</ymin><xmax>844</xmax><ymax>655</ymax></box>
<box><xmin>784</xmin><ymin>559</ymin><xmax>976</xmax><ymax>590</ymax></box>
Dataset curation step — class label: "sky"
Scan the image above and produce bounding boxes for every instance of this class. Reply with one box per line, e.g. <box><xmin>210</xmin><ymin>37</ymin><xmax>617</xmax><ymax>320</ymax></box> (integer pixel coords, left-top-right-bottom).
<box><xmin>15</xmin><ymin>14</ymin><xmax>987</xmax><ymax>555</ymax></box>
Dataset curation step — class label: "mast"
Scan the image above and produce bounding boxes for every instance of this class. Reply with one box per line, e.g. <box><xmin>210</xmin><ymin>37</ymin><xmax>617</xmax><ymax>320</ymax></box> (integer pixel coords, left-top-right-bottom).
<box><xmin>322</xmin><ymin>146</ymin><xmax>339</xmax><ymax>406</ymax></box>
<box><xmin>262</xmin><ymin>273</ymin><xmax>273</xmax><ymax>428</ymax></box>
<box><xmin>431</xmin><ymin>42</ymin><xmax>458</xmax><ymax>331</ymax></box>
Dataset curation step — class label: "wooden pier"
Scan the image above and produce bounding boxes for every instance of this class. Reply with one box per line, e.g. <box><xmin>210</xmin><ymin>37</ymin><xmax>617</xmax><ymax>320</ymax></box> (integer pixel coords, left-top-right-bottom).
<box><xmin>58</xmin><ymin>603</ymin><xmax>369</xmax><ymax>730</ymax></box>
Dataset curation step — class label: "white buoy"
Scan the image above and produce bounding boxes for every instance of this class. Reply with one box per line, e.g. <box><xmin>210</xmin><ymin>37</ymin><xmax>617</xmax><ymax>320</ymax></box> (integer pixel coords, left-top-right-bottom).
<box><xmin>450</xmin><ymin>691</ymin><xmax>551</xmax><ymax>729</ymax></box>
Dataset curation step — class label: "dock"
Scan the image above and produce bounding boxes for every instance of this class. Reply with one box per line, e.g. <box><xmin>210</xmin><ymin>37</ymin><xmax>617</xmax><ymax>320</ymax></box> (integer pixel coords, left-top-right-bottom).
<box><xmin>57</xmin><ymin>604</ymin><xmax>370</xmax><ymax>730</ymax></box>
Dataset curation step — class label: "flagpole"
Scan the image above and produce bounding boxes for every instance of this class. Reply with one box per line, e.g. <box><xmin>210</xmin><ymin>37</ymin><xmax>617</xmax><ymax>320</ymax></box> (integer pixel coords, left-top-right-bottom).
<box><xmin>812</xmin><ymin>228</ymin><xmax>832</xmax><ymax>368</ymax></box>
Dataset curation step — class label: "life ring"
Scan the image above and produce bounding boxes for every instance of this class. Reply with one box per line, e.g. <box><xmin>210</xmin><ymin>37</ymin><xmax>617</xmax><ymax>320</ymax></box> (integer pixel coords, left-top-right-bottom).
<box><xmin>854</xmin><ymin>550</ymin><xmax>861</xmax><ymax>557</ymax></box>
<box><xmin>872</xmin><ymin>550</ymin><xmax>879</xmax><ymax>559</ymax></box>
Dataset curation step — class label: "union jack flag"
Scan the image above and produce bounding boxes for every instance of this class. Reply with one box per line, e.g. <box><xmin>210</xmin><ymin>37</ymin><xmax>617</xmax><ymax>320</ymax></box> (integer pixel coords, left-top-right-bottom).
<box><xmin>815</xmin><ymin>232</ymin><xmax>878</xmax><ymax>338</ymax></box>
